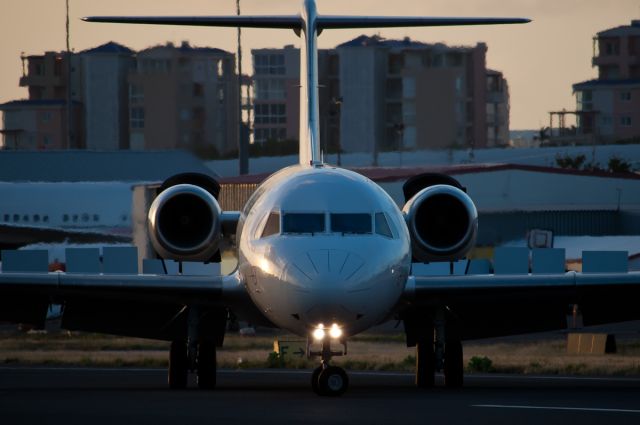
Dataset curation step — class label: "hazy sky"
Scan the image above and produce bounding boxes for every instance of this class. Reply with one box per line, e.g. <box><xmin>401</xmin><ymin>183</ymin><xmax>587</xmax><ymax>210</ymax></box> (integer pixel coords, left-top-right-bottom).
<box><xmin>1</xmin><ymin>0</ymin><xmax>638</xmax><ymax>130</ymax></box>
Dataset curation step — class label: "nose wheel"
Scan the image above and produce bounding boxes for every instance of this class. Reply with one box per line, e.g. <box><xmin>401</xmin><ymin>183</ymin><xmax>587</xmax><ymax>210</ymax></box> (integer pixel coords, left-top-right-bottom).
<box><xmin>311</xmin><ymin>363</ymin><xmax>349</xmax><ymax>396</ymax></box>
<box><xmin>309</xmin><ymin>338</ymin><xmax>349</xmax><ymax>396</ymax></box>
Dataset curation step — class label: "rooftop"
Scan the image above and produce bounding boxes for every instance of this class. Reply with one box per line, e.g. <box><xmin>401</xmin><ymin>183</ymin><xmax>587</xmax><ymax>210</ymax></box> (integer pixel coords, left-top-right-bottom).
<box><xmin>0</xmin><ymin>150</ymin><xmax>218</xmax><ymax>183</ymax></box>
<box><xmin>597</xmin><ymin>19</ymin><xmax>640</xmax><ymax>37</ymax></box>
<box><xmin>219</xmin><ymin>163</ymin><xmax>640</xmax><ymax>185</ymax></box>
<box><xmin>573</xmin><ymin>78</ymin><xmax>640</xmax><ymax>90</ymax></box>
<box><xmin>138</xmin><ymin>41</ymin><xmax>231</xmax><ymax>56</ymax></box>
<box><xmin>81</xmin><ymin>41</ymin><xmax>133</xmax><ymax>55</ymax></box>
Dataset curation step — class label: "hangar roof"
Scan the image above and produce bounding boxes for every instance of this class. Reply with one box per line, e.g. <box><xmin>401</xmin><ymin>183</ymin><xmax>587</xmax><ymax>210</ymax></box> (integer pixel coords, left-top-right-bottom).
<box><xmin>0</xmin><ymin>150</ymin><xmax>217</xmax><ymax>183</ymax></box>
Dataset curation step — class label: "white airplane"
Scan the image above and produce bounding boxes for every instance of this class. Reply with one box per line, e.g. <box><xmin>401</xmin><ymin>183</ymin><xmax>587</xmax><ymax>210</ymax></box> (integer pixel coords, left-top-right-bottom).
<box><xmin>2</xmin><ymin>0</ymin><xmax>640</xmax><ymax>397</ymax></box>
<box><xmin>0</xmin><ymin>182</ymin><xmax>133</xmax><ymax>251</ymax></box>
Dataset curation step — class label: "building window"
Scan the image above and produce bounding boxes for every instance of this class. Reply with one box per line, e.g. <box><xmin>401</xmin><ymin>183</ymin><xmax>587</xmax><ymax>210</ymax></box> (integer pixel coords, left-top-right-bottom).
<box><xmin>621</xmin><ymin>116</ymin><xmax>632</xmax><ymax>127</ymax></box>
<box><xmin>254</xmin><ymin>127</ymin><xmax>286</xmax><ymax>143</ymax></box>
<box><xmin>130</xmin><ymin>84</ymin><xmax>144</xmax><ymax>103</ymax></box>
<box><xmin>3</xmin><ymin>214</ymin><xmax>9</xmax><ymax>222</ymax></box>
<box><xmin>193</xmin><ymin>83</ymin><xmax>204</xmax><ymax>97</ymax></box>
<box><xmin>255</xmin><ymin>103</ymin><xmax>286</xmax><ymax>125</ymax></box>
<box><xmin>141</xmin><ymin>59</ymin><xmax>171</xmax><ymax>73</ymax></box>
<box><xmin>131</xmin><ymin>107</ymin><xmax>145</xmax><ymax>129</ymax></box>
<box><xmin>42</xmin><ymin>111</ymin><xmax>52</xmax><ymax>122</ymax></box>
<box><xmin>63</xmin><ymin>214</ymin><xmax>69</xmax><ymax>223</ymax></box>
<box><xmin>254</xmin><ymin>79</ymin><xmax>285</xmax><ymax>100</ymax></box>
<box><xmin>388</xmin><ymin>54</ymin><xmax>403</xmax><ymax>74</ymax></box>
<box><xmin>254</xmin><ymin>54</ymin><xmax>285</xmax><ymax>75</ymax></box>
<box><xmin>217</xmin><ymin>60</ymin><xmax>224</xmax><ymax>77</ymax></box>
<box><xmin>620</xmin><ymin>91</ymin><xmax>631</xmax><ymax>101</ymax></box>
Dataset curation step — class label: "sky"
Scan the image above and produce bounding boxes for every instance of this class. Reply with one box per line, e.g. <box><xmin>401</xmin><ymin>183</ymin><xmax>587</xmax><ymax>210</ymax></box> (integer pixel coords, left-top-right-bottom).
<box><xmin>0</xmin><ymin>0</ymin><xmax>638</xmax><ymax>130</ymax></box>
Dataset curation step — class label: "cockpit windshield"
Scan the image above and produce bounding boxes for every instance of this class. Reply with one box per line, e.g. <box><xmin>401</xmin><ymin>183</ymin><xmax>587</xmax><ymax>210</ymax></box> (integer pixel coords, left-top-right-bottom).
<box><xmin>282</xmin><ymin>213</ymin><xmax>325</xmax><ymax>234</ymax></box>
<box><xmin>330</xmin><ymin>213</ymin><xmax>372</xmax><ymax>234</ymax></box>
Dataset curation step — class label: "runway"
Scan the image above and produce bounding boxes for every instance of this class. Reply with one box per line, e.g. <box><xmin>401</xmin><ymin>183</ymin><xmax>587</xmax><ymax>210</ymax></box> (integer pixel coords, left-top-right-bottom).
<box><xmin>1</xmin><ymin>367</ymin><xmax>639</xmax><ymax>425</ymax></box>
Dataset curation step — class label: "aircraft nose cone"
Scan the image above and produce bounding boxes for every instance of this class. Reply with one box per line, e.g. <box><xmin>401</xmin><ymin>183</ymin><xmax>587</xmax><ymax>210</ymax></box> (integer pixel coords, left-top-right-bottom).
<box><xmin>284</xmin><ymin>249</ymin><xmax>365</xmax><ymax>288</ymax></box>
<box><xmin>283</xmin><ymin>249</ymin><xmax>367</xmax><ymax>324</ymax></box>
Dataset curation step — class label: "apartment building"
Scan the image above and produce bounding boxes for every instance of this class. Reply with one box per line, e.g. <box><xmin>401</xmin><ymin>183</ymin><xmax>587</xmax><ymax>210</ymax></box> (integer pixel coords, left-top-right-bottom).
<box><xmin>0</xmin><ymin>51</ymin><xmax>83</xmax><ymax>150</ymax></box>
<box><xmin>252</xmin><ymin>36</ymin><xmax>509</xmax><ymax>154</ymax></box>
<box><xmin>338</xmin><ymin>36</ymin><xmax>503</xmax><ymax>152</ymax></box>
<box><xmin>128</xmin><ymin>42</ymin><xmax>238</xmax><ymax>154</ymax></box>
<box><xmin>82</xmin><ymin>42</ymin><xmax>135</xmax><ymax>150</ymax></box>
<box><xmin>252</xmin><ymin>46</ymin><xmax>300</xmax><ymax>144</ymax></box>
<box><xmin>1</xmin><ymin>43</ymin><xmax>133</xmax><ymax>151</ymax></box>
<box><xmin>2</xmin><ymin>42</ymin><xmax>239</xmax><ymax>155</ymax></box>
<box><xmin>573</xmin><ymin>20</ymin><xmax>640</xmax><ymax>142</ymax></box>
<box><xmin>486</xmin><ymin>70</ymin><xmax>510</xmax><ymax>147</ymax></box>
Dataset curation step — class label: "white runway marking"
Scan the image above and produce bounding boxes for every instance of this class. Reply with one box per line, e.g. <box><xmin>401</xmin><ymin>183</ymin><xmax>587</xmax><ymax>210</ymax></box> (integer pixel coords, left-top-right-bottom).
<box><xmin>466</xmin><ymin>374</ymin><xmax>640</xmax><ymax>383</ymax></box>
<box><xmin>474</xmin><ymin>404</ymin><xmax>640</xmax><ymax>414</ymax></box>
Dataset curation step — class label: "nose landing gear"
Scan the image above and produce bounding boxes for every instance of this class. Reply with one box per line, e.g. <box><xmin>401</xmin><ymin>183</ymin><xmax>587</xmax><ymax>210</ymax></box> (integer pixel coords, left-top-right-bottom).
<box><xmin>309</xmin><ymin>338</ymin><xmax>349</xmax><ymax>396</ymax></box>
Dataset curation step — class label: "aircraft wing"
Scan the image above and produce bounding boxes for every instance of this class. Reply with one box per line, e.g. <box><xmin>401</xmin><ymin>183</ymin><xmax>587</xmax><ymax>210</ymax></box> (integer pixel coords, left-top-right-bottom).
<box><xmin>0</xmin><ymin>271</ymin><xmax>244</xmax><ymax>340</ymax></box>
<box><xmin>0</xmin><ymin>223</ymin><xmax>130</xmax><ymax>248</ymax></box>
<box><xmin>404</xmin><ymin>272</ymin><xmax>640</xmax><ymax>340</ymax></box>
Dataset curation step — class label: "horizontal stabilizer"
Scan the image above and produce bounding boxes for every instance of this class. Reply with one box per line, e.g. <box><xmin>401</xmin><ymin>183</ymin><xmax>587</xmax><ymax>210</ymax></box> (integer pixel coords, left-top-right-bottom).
<box><xmin>82</xmin><ymin>15</ymin><xmax>302</xmax><ymax>29</ymax></box>
<box><xmin>83</xmin><ymin>15</ymin><xmax>530</xmax><ymax>30</ymax></box>
<box><xmin>317</xmin><ymin>16</ymin><xmax>531</xmax><ymax>29</ymax></box>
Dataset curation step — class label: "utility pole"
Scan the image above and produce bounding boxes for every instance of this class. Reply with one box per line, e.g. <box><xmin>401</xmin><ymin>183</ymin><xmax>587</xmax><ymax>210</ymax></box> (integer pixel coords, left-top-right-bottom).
<box><xmin>236</xmin><ymin>0</ymin><xmax>249</xmax><ymax>175</ymax></box>
<box><xmin>65</xmin><ymin>0</ymin><xmax>73</xmax><ymax>148</ymax></box>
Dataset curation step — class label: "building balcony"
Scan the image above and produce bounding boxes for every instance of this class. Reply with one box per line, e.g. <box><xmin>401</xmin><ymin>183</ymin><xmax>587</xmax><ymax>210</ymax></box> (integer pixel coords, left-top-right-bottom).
<box><xmin>486</xmin><ymin>92</ymin><xmax>505</xmax><ymax>104</ymax></box>
<box><xmin>19</xmin><ymin>75</ymin><xmax>63</xmax><ymax>87</ymax></box>
<box><xmin>592</xmin><ymin>54</ymin><xmax>639</xmax><ymax>68</ymax></box>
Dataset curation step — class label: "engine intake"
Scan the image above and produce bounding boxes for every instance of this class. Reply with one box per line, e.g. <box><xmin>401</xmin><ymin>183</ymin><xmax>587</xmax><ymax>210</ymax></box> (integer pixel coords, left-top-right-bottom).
<box><xmin>148</xmin><ymin>184</ymin><xmax>222</xmax><ymax>262</ymax></box>
<box><xmin>403</xmin><ymin>184</ymin><xmax>478</xmax><ymax>262</ymax></box>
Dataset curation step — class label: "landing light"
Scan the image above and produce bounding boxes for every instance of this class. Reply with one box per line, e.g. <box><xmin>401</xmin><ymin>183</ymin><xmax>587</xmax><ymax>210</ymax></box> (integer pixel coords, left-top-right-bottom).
<box><xmin>329</xmin><ymin>323</ymin><xmax>342</xmax><ymax>339</ymax></box>
<box><xmin>312</xmin><ymin>326</ymin><xmax>325</xmax><ymax>340</ymax></box>
<box><xmin>312</xmin><ymin>323</ymin><xmax>342</xmax><ymax>340</ymax></box>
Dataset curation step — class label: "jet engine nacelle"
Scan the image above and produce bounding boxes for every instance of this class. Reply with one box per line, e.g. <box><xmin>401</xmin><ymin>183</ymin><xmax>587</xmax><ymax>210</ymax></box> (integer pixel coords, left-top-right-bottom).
<box><xmin>148</xmin><ymin>183</ymin><xmax>222</xmax><ymax>262</ymax></box>
<box><xmin>402</xmin><ymin>184</ymin><xmax>478</xmax><ymax>262</ymax></box>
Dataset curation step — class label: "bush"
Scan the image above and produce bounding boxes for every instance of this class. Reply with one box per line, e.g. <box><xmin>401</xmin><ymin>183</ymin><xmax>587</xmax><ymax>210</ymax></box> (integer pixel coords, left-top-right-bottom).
<box><xmin>467</xmin><ymin>356</ymin><xmax>494</xmax><ymax>373</ymax></box>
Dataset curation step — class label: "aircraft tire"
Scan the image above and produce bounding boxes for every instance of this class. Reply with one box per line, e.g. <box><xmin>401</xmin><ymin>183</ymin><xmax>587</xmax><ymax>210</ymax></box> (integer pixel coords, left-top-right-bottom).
<box><xmin>444</xmin><ymin>340</ymin><xmax>463</xmax><ymax>388</ymax></box>
<box><xmin>311</xmin><ymin>366</ymin><xmax>323</xmax><ymax>395</ymax></box>
<box><xmin>318</xmin><ymin>366</ymin><xmax>348</xmax><ymax>397</ymax></box>
<box><xmin>415</xmin><ymin>340</ymin><xmax>435</xmax><ymax>388</ymax></box>
<box><xmin>197</xmin><ymin>340</ymin><xmax>217</xmax><ymax>390</ymax></box>
<box><xmin>168</xmin><ymin>340</ymin><xmax>188</xmax><ymax>389</ymax></box>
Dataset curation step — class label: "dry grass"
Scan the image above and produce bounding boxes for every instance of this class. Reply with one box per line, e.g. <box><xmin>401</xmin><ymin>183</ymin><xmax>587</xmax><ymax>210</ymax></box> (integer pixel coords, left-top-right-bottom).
<box><xmin>2</xmin><ymin>330</ymin><xmax>640</xmax><ymax>376</ymax></box>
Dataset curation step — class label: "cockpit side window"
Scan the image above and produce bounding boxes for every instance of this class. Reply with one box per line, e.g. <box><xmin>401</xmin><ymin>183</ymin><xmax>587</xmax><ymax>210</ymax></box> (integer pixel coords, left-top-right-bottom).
<box><xmin>282</xmin><ymin>213</ymin><xmax>325</xmax><ymax>234</ymax></box>
<box><xmin>375</xmin><ymin>212</ymin><xmax>394</xmax><ymax>239</ymax></box>
<box><xmin>330</xmin><ymin>213</ymin><xmax>372</xmax><ymax>234</ymax></box>
<box><xmin>261</xmin><ymin>212</ymin><xmax>280</xmax><ymax>238</ymax></box>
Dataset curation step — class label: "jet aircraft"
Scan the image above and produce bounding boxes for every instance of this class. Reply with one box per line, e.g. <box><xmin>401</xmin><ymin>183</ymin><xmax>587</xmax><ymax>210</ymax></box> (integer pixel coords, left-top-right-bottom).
<box><xmin>2</xmin><ymin>0</ymin><xmax>640</xmax><ymax>397</ymax></box>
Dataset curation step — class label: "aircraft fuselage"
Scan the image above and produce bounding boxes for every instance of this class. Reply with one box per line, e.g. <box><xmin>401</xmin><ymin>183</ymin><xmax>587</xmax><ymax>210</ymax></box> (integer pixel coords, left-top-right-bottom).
<box><xmin>236</xmin><ymin>165</ymin><xmax>411</xmax><ymax>337</ymax></box>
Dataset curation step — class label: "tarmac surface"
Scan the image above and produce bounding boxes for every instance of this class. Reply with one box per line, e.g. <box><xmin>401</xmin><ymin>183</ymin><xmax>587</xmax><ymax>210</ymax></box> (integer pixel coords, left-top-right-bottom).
<box><xmin>1</xmin><ymin>367</ymin><xmax>640</xmax><ymax>425</ymax></box>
